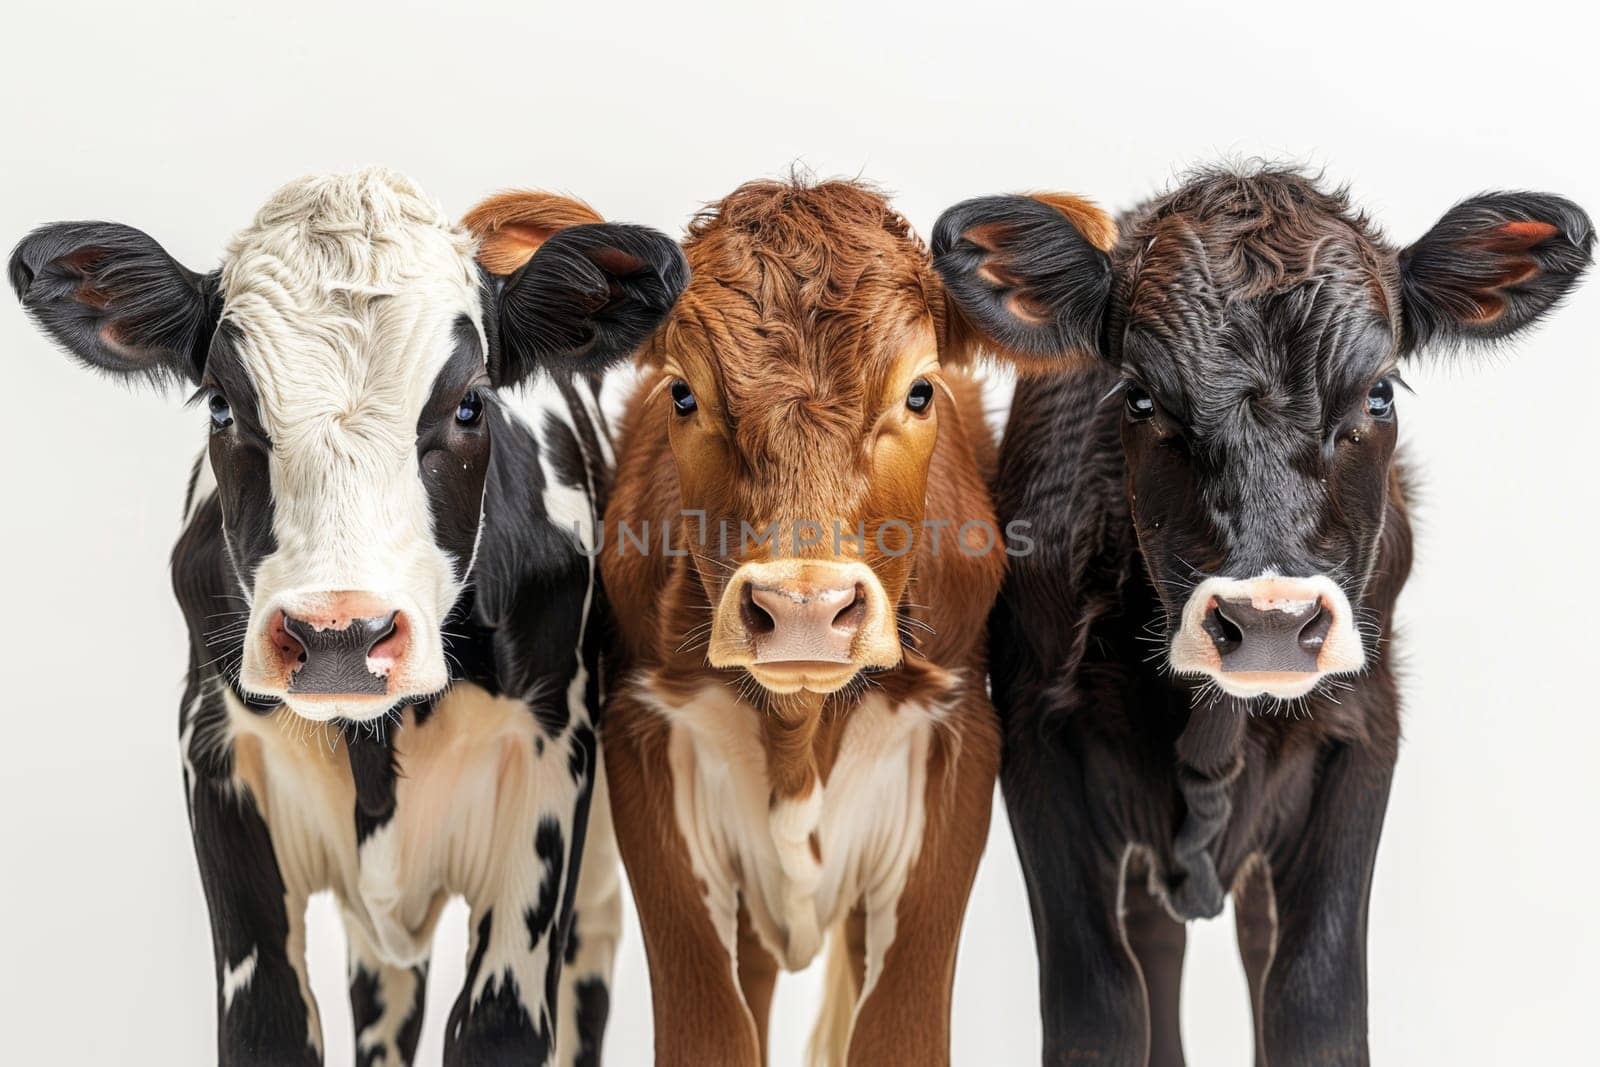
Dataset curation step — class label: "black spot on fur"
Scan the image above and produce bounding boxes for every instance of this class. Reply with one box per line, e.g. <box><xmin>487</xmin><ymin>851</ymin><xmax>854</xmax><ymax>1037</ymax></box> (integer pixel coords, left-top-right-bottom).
<box><xmin>524</xmin><ymin>819</ymin><xmax>567</xmax><ymax>952</ymax></box>
<box><xmin>567</xmin><ymin>724</ymin><xmax>596</xmax><ymax>786</ymax></box>
<box><xmin>572</xmin><ymin>977</ymin><xmax>611</xmax><ymax>1067</ymax></box>
<box><xmin>348</xmin><ymin>959</ymin><xmax>427</xmax><ymax>1067</ymax></box>
<box><xmin>541</xmin><ymin>409</ymin><xmax>589</xmax><ymax>496</ymax></box>
<box><xmin>346</xmin><ymin>729</ymin><xmax>399</xmax><ymax>845</ymax></box>
<box><xmin>446</xmin><ymin>910</ymin><xmax>550</xmax><ymax>1066</ymax></box>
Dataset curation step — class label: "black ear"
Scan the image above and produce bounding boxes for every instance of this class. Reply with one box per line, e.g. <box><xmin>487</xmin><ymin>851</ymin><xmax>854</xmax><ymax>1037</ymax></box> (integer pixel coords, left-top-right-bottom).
<box><xmin>493</xmin><ymin>221</ymin><xmax>688</xmax><ymax>385</ymax></box>
<box><xmin>9</xmin><ymin>222</ymin><xmax>219</xmax><ymax>387</ymax></box>
<box><xmin>1399</xmin><ymin>192</ymin><xmax>1593</xmax><ymax>354</ymax></box>
<box><xmin>932</xmin><ymin>194</ymin><xmax>1115</xmax><ymax>365</ymax></box>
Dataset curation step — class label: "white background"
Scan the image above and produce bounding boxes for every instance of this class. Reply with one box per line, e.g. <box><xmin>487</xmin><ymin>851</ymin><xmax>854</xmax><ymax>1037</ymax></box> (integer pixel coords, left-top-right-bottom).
<box><xmin>2</xmin><ymin>1</ymin><xmax>1596</xmax><ymax>1063</ymax></box>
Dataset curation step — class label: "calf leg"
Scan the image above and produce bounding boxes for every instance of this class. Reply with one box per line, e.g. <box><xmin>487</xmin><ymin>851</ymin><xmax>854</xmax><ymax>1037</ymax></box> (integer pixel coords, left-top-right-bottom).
<box><xmin>846</xmin><ymin>696</ymin><xmax>999</xmax><ymax>1067</ymax></box>
<box><xmin>556</xmin><ymin>762</ymin><xmax>622</xmax><ymax>1067</ymax></box>
<box><xmin>1122</xmin><ymin>872</ymin><xmax>1187</xmax><ymax>1067</ymax></box>
<box><xmin>736</xmin><ymin>902</ymin><xmax>780</xmax><ymax>1065</ymax></box>
<box><xmin>446</xmin><ymin>720</ymin><xmax>598</xmax><ymax>1066</ymax></box>
<box><xmin>1003</xmin><ymin>734</ymin><xmax>1148</xmax><ymax>1066</ymax></box>
<box><xmin>344</xmin><ymin>911</ymin><xmax>428</xmax><ymax>1067</ymax></box>
<box><xmin>184</xmin><ymin>693</ymin><xmax>322</xmax><ymax>1066</ymax></box>
<box><xmin>606</xmin><ymin>699</ymin><xmax>761</xmax><ymax>1067</ymax></box>
<box><xmin>1260</xmin><ymin>741</ymin><xmax>1393</xmax><ymax>1067</ymax></box>
<box><xmin>1232</xmin><ymin>858</ymin><xmax>1275</xmax><ymax>1067</ymax></box>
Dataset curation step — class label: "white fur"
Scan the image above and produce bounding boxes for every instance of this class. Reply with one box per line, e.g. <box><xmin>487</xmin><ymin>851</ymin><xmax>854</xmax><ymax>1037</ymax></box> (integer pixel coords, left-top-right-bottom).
<box><xmin>345</xmin><ymin>914</ymin><xmax>425</xmax><ymax>1065</ymax></box>
<box><xmin>220</xmin><ymin>169</ymin><xmax>484</xmax><ymax>722</ymax></box>
<box><xmin>501</xmin><ymin>371</ymin><xmax>599</xmax><ymax>554</ymax></box>
<box><xmin>220</xmin><ymin>681</ymin><xmax>589</xmax><ymax>1046</ymax></box>
<box><xmin>221</xmin><ymin>947</ymin><xmax>258</xmax><ymax>1010</ymax></box>
<box><xmin>639</xmin><ymin>681</ymin><xmax>936</xmax><ymax>1001</ymax></box>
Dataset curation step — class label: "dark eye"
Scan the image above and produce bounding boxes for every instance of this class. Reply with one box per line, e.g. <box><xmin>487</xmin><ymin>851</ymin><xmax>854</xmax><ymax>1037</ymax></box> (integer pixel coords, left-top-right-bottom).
<box><xmin>456</xmin><ymin>389</ymin><xmax>484</xmax><ymax>425</ymax></box>
<box><xmin>1125</xmin><ymin>385</ymin><xmax>1155</xmax><ymax>420</ymax></box>
<box><xmin>1366</xmin><ymin>377</ymin><xmax>1395</xmax><ymax>418</ymax></box>
<box><xmin>208</xmin><ymin>392</ymin><xmax>233</xmax><ymax>430</ymax></box>
<box><xmin>906</xmin><ymin>378</ymin><xmax>935</xmax><ymax>415</ymax></box>
<box><xmin>670</xmin><ymin>379</ymin><xmax>697</xmax><ymax>415</ymax></box>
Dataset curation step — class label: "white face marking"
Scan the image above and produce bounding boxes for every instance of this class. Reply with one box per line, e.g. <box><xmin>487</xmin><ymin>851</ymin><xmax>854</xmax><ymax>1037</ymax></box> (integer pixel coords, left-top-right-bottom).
<box><xmin>218</xmin><ymin>170</ymin><xmax>485</xmax><ymax>721</ymax></box>
<box><xmin>1169</xmin><ymin>571</ymin><xmax>1366</xmax><ymax>699</ymax></box>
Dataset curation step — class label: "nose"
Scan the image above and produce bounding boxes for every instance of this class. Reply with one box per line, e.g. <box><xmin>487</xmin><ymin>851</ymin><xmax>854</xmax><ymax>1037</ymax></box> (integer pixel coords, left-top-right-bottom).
<box><xmin>270</xmin><ymin>596</ymin><xmax>410</xmax><ymax>696</ymax></box>
<box><xmin>1169</xmin><ymin>574</ymin><xmax>1366</xmax><ymax>698</ymax></box>
<box><xmin>1202</xmin><ymin>597</ymin><xmax>1331</xmax><ymax>674</ymax></box>
<box><xmin>743</xmin><ymin>579</ymin><xmax>865</xmax><ymax>664</ymax></box>
<box><xmin>706</xmin><ymin>560</ymin><xmax>900</xmax><ymax>681</ymax></box>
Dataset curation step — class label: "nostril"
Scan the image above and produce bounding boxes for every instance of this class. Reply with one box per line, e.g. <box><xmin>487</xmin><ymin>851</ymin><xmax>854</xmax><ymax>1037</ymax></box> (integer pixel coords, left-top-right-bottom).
<box><xmin>271</xmin><ymin>610</ymin><xmax>309</xmax><ymax>668</ymax></box>
<box><xmin>1202</xmin><ymin>603</ymin><xmax>1243</xmax><ymax>656</ymax></box>
<box><xmin>364</xmin><ymin>612</ymin><xmax>399</xmax><ymax>654</ymax></box>
<box><xmin>740</xmin><ymin>584</ymin><xmax>776</xmax><ymax>638</ymax></box>
<box><xmin>1298</xmin><ymin>602</ymin><xmax>1333</xmax><ymax>653</ymax></box>
<box><xmin>831</xmin><ymin>584</ymin><xmax>867</xmax><ymax>634</ymax></box>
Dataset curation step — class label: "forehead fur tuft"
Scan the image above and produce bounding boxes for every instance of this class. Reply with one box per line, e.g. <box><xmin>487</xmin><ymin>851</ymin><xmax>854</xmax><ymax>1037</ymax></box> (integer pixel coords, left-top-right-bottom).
<box><xmin>1117</xmin><ymin>164</ymin><xmax>1400</xmax><ymax>445</ymax></box>
<box><xmin>1123</xmin><ymin>163</ymin><xmax>1392</xmax><ymax>305</ymax></box>
<box><xmin>665</xmin><ymin>176</ymin><xmax>940</xmax><ymax>463</ymax></box>
<box><xmin>215</xmin><ymin>168</ymin><xmax>483</xmax><ymax>453</ymax></box>
<box><xmin>221</xmin><ymin>167</ymin><xmax>478</xmax><ymax>311</ymax></box>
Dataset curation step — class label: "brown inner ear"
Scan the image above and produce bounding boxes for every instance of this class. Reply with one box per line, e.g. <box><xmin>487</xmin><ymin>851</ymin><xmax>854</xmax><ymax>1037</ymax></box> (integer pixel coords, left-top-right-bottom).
<box><xmin>1491</xmin><ymin>220</ymin><xmax>1559</xmax><ymax>246</ymax></box>
<box><xmin>61</xmin><ymin>248</ymin><xmax>116</xmax><ymax>308</ymax></box>
<box><xmin>75</xmin><ymin>284</ymin><xmax>113</xmax><ymax>310</ymax></box>
<box><xmin>1004</xmin><ymin>292</ymin><xmax>1051</xmax><ymax>326</ymax></box>
<box><xmin>476</xmin><ymin>223</ymin><xmax>559</xmax><ymax>275</ymax></box>
<box><xmin>1468</xmin><ymin>295</ymin><xmax>1506</xmax><ymax>324</ymax></box>
<box><xmin>1028</xmin><ymin>192</ymin><xmax>1118</xmax><ymax>253</ymax></box>
<box><xmin>589</xmin><ymin>246</ymin><xmax>645</xmax><ymax>277</ymax></box>
<box><xmin>462</xmin><ymin>191</ymin><xmax>606</xmax><ymax>275</ymax></box>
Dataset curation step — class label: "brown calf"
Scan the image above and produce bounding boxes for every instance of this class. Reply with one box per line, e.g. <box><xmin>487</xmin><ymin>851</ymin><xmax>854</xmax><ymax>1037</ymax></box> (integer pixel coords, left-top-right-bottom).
<box><xmin>602</xmin><ymin>178</ymin><xmax>1094</xmax><ymax>1065</ymax></box>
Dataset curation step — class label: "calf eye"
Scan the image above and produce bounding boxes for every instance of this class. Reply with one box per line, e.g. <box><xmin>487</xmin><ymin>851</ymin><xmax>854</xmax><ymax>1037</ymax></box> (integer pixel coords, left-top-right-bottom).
<box><xmin>208</xmin><ymin>393</ymin><xmax>233</xmax><ymax>430</ymax></box>
<box><xmin>1366</xmin><ymin>377</ymin><xmax>1395</xmax><ymax>418</ymax></box>
<box><xmin>906</xmin><ymin>378</ymin><xmax>935</xmax><ymax>415</ymax></box>
<box><xmin>1125</xmin><ymin>385</ymin><xmax>1155</xmax><ymax>420</ymax></box>
<box><xmin>455</xmin><ymin>389</ymin><xmax>484</xmax><ymax>425</ymax></box>
<box><xmin>670</xmin><ymin>379</ymin><xmax>697</xmax><ymax>415</ymax></box>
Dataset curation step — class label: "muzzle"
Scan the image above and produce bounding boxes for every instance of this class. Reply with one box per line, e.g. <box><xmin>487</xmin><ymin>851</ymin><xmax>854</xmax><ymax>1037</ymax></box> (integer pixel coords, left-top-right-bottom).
<box><xmin>1169</xmin><ymin>573</ymin><xmax>1366</xmax><ymax>699</ymax></box>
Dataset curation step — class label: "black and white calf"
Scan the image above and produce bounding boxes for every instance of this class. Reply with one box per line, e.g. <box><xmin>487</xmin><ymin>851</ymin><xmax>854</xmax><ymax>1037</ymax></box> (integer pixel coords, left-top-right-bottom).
<box><xmin>9</xmin><ymin>170</ymin><xmax>687</xmax><ymax>1066</ymax></box>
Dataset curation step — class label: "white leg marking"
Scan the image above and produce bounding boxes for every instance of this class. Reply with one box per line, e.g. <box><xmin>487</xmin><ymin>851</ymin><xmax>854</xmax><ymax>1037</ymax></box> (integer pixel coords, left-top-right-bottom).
<box><xmin>221</xmin><ymin>947</ymin><xmax>259</xmax><ymax>1010</ymax></box>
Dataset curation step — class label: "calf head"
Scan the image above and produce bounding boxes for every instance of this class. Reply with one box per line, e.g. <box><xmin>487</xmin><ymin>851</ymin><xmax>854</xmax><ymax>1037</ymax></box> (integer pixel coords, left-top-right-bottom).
<box><xmin>937</xmin><ymin>168</ymin><xmax>1592</xmax><ymax>701</ymax></box>
<box><xmin>636</xmin><ymin>179</ymin><xmax>1025</xmax><ymax>698</ymax></box>
<box><xmin>11</xmin><ymin>169</ymin><xmax>685</xmax><ymax>721</ymax></box>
